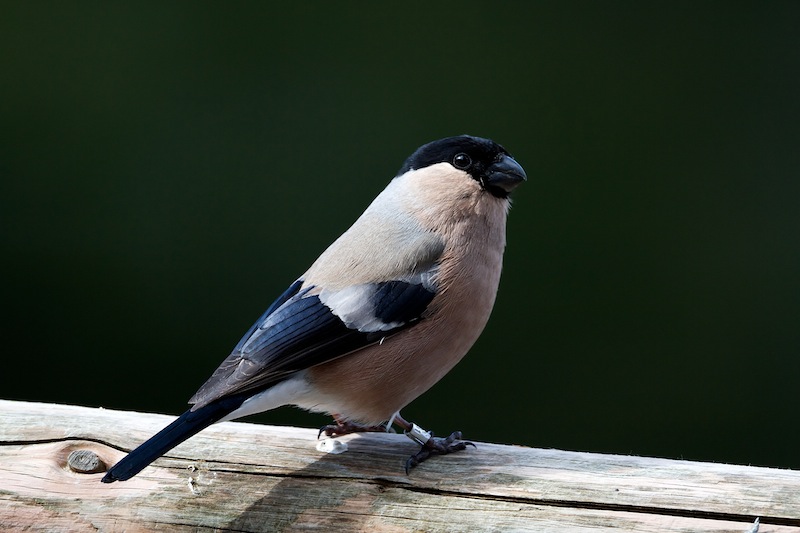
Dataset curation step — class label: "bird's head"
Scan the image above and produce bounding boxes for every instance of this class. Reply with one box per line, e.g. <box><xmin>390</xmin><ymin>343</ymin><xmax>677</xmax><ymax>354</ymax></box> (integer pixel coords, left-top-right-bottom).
<box><xmin>397</xmin><ymin>135</ymin><xmax>527</xmax><ymax>199</ymax></box>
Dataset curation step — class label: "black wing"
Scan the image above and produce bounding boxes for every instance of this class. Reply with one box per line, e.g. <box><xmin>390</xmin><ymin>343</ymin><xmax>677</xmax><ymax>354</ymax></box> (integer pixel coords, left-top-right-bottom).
<box><xmin>188</xmin><ymin>277</ymin><xmax>436</xmax><ymax>409</ymax></box>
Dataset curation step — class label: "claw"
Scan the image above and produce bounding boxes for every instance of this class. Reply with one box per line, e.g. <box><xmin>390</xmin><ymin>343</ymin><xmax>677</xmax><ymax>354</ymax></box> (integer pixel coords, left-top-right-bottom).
<box><xmin>404</xmin><ymin>431</ymin><xmax>475</xmax><ymax>474</ymax></box>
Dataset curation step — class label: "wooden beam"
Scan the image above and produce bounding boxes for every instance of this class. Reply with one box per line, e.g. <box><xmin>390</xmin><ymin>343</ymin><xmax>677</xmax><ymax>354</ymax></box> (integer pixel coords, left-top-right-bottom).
<box><xmin>1</xmin><ymin>399</ymin><xmax>797</xmax><ymax>532</ymax></box>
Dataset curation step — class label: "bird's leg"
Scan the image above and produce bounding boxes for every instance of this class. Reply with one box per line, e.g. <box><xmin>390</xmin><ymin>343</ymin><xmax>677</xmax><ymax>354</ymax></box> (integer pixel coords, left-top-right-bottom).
<box><xmin>318</xmin><ymin>414</ymin><xmax>393</xmax><ymax>438</ymax></box>
<box><xmin>391</xmin><ymin>412</ymin><xmax>475</xmax><ymax>473</ymax></box>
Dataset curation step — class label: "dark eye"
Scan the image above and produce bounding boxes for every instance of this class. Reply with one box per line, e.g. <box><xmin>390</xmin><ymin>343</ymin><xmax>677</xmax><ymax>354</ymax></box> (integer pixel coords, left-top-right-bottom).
<box><xmin>453</xmin><ymin>153</ymin><xmax>472</xmax><ymax>169</ymax></box>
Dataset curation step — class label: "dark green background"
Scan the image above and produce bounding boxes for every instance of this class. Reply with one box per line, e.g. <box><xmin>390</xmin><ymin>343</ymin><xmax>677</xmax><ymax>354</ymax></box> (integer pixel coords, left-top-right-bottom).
<box><xmin>2</xmin><ymin>3</ymin><xmax>799</xmax><ymax>469</ymax></box>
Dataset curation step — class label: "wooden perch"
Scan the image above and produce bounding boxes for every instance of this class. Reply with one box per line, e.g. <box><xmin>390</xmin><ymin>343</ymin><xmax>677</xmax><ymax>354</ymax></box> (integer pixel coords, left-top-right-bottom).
<box><xmin>1</xmin><ymin>399</ymin><xmax>798</xmax><ymax>532</ymax></box>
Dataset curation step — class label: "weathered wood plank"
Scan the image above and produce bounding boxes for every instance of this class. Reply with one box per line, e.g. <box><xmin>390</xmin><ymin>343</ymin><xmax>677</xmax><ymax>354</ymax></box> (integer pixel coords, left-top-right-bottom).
<box><xmin>1</xmin><ymin>399</ymin><xmax>798</xmax><ymax>532</ymax></box>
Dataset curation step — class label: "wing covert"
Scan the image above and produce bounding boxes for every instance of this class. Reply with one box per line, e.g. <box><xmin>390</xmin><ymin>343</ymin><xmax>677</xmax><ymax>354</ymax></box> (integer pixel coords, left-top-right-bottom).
<box><xmin>189</xmin><ymin>276</ymin><xmax>436</xmax><ymax>410</ymax></box>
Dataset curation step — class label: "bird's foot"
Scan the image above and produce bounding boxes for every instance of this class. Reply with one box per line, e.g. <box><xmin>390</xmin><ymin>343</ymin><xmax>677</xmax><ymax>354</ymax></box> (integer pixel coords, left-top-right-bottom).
<box><xmin>318</xmin><ymin>418</ymin><xmax>393</xmax><ymax>439</ymax></box>
<box><xmin>404</xmin><ymin>430</ymin><xmax>475</xmax><ymax>474</ymax></box>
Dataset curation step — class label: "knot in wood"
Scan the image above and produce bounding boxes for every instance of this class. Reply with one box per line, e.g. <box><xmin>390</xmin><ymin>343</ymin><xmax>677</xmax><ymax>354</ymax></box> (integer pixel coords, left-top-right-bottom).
<box><xmin>67</xmin><ymin>449</ymin><xmax>106</xmax><ymax>474</ymax></box>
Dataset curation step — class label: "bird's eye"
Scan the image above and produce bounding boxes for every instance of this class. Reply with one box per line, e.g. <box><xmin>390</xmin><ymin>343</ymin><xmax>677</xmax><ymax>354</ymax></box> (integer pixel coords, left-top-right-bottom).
<box><xmin>453</xmin><ymin>153</ymin><xmax>472</xmax><ymax>169</ymax></box>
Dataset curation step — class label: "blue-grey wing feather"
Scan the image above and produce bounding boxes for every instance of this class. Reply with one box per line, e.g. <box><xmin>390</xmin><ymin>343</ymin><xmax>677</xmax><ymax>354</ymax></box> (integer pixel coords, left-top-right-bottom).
<box><xmin>189</xmin><ymin>277</ymin><xmax>436</xmax><ymax>409</ymax></box>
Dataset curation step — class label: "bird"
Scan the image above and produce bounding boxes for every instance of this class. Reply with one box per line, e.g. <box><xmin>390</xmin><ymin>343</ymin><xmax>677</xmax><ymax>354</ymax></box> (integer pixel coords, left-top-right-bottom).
<box><xmin>101</xmin><ymin>134</ymin><xmax>526</xmax><ymax>483</ymax></box>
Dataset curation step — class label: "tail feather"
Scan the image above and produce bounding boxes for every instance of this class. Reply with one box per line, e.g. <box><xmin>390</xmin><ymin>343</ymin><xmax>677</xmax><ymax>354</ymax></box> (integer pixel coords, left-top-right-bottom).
<box><xmin>101</xmin><ymin>394</ymin><xmax>247</xmax><ymax>483</ymax></box>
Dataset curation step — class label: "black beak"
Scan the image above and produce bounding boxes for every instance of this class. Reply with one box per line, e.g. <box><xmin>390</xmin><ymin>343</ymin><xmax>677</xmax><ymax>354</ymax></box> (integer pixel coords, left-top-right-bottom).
<box><xmin>485</xmin><ymin>154</ymin><xmax>527</xmax><ymax>197</ymax></box>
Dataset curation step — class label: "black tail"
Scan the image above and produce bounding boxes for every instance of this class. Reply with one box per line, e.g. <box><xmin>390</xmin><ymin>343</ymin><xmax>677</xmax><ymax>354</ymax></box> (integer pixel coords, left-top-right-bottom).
<box><xmin>101</xmin><ymin>394</ymin><xmax>248</xmax><ymax>483</ymax></box>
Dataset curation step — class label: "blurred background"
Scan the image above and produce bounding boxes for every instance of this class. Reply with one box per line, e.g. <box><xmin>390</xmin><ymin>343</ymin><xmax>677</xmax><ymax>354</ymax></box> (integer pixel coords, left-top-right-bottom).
<box><xmin>2</xmin><ymin>2</ymin><xmax>799</xmax><ymax>470</ymax></box>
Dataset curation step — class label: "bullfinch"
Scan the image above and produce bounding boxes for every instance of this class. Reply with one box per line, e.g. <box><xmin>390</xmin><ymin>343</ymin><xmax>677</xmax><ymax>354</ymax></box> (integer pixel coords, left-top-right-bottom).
<box><xmin>101</xmin><ymin>135</ymin><xmax>526</xmax><ymax>483</ymax></box>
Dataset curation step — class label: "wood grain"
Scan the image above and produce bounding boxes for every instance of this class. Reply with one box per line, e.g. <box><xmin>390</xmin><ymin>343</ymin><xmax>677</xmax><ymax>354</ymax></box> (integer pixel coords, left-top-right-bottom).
<box><xmin>1</xmin><ymin>399</ymin><xmax>797</xmax><ymax>532</ymax></box>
